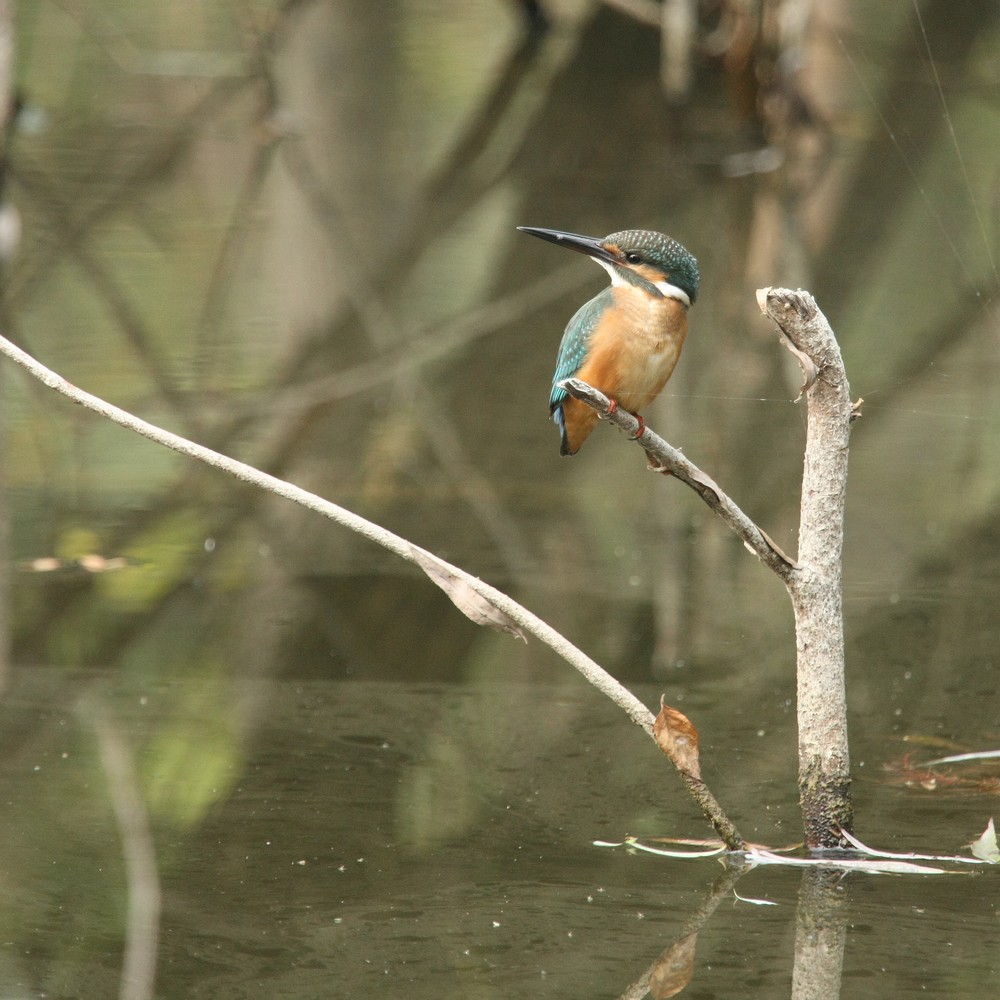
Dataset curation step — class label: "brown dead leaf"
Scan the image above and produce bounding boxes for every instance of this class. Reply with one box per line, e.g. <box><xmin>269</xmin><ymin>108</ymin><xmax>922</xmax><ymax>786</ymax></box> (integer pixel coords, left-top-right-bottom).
<box><xmin>650</xmin><ymin>932</ymin><xmax>697</xmax><ymax>999</ymax></box>
<box><xmin>409</xmin><ymin>545</ymin><xmax>526</xmax><ymax>642</ymax></box>
<box><xmin>654</xmin><ymin>697</ymin><xmax>701</xmax><ymax>779</ymax></box>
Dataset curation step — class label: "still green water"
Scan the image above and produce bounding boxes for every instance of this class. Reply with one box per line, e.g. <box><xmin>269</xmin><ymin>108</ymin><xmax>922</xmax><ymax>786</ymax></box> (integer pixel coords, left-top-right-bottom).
<box><xmin>2</xmin><ymin>672</ymin><xmax>997</xmax><ymax>998</ymax></box>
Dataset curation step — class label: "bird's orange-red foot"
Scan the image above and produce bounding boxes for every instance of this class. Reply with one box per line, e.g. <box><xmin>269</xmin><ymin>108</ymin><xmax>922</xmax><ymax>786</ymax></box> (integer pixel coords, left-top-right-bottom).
<box><xmin>606</xmin><ymin>399</ymin><xmax>646</xmax><ymax>440</ymax></box>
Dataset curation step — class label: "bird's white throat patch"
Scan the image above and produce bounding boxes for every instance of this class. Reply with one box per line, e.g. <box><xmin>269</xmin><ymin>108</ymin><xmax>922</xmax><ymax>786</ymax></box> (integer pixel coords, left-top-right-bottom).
<box><xmin>593</xmin><ymin>257</ymin><xmax>691</xmax><ymax>307</ymax></box>
<box><xmin>652</xmin><ymin>280</ymin><xmax>691</xmax><ymax>307</ymax></box>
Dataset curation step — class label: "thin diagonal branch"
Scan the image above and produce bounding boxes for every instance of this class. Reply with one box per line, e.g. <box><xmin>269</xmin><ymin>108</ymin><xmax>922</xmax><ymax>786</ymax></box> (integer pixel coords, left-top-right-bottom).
<box><xmin>557</xmin><ymin>376</ymin><xmax>798</xmax><ymax>580</ymax></box>
<box><xmin>0</xmin><ymin>329</ymin><xmax>750</xmax><ymax>841</ymax></box>
<box><xmin>0</xmin><ymin>330</ymin><xmax>652</xmax><ymax>734</ymax></box>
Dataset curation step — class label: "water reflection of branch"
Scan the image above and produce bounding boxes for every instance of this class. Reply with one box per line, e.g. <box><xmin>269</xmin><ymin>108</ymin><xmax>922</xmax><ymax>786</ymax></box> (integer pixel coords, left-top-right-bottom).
<box><xmin>252</xmin><ymin>2</ymin><xmax>580</xmax><ymax>390</ymax></box>
<box><xmin>194</xmin><ymin>137</ymin><xmax>282</xmax><ymax>378</ymax></box>
<box><xmin>266</xmin><ymin>12</ymin><xmax>575</xmax><ymax>368</ymax></box>
<box><xmin>859</xmin><ymin>288</ymin><xmax>1000</xmax><ymax>417</ymax></box>
<box><xmin>5</xmin><ymin>0</ymin><xmax>308</xmax><ymax>402</ymax></box>
<box><xmin>387</xmin><ymin>18</ymin><xmax>580</xmax><ymax>280</ymax></box>
<box><xmin>8</xmin><ymin>71</ymin><xmax>252</xmax><ymax>313</ymax></box>
<box><xmin>616</xmin><ymin>860</ymin><xmax>749</xmax><ymax>1000</ymax></box>
<box><xmin>84</xmin><ymin>699</ymin><xmax>161</xmax><ymax>1000</ymax></box>
<box><xmin>6</xmin><ymin>55</ymin><xmax>270</xmax><ymax>431</ymax></box>
<box><xmin>791</xmin><ymin>868</ymin><xmax>847</xmax><ymax>1000</ymax></box>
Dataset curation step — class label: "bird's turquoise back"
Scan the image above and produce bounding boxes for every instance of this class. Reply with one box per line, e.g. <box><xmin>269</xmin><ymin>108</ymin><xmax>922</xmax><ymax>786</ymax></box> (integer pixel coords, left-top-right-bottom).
<box><xmin>548</xmin><ymin>287</ymin><xmax>613</xmax><ymax>414</ymax></box>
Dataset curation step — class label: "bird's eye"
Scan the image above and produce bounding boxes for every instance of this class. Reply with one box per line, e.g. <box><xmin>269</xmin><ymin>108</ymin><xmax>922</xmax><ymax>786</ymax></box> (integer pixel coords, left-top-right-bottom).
<box><xmin>625</xmin><ymin>251</ymin><xmax>643</xmax><ymax>264</ymax></box>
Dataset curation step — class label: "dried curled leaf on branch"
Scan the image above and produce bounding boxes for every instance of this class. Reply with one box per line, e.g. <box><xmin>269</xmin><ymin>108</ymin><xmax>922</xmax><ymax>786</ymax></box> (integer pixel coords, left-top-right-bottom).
<box><xmin>410</xmin><ymin>545</ymin><xmax>526</xmax><ymax>642</ymax></box>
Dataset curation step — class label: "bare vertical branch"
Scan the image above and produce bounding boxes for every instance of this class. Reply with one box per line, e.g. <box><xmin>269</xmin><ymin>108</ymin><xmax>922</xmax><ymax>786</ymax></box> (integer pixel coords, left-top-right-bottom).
<box><xmin>759</xmin><ymin>288</ymin><xmax>854</xmax><ymax>848</ymax></box>
<box><xmin>661</xmin><ymin>0</ymin><xmax>697</xmax><ymax>100</ymax></box>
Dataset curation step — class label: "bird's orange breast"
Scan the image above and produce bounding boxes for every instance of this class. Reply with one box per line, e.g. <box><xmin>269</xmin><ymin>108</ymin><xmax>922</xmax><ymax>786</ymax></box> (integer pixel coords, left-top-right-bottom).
<box><xmin>575</xmin><ymin>289</ymin><xmax>688</xmax><ymax>412</ymax></box>
<box><xmin>557</xmin><ymin>289</ymin><xmax>688</xmax><ymax>455</ymax></box>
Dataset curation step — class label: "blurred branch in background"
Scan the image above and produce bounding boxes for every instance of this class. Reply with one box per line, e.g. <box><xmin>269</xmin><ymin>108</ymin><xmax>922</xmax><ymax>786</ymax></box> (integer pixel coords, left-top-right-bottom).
<box><xmin>0</xmin><ymin>0</ymin><xmax>15</xmax><ymax>695</ymax></box>
<box><xmin>10</xmin><ymin>0</ymin><xmax>584</xmax><ymax>588</ymax></box>
<box><xmin>277</xmin><ymin>139</ymin><xmax>538</xmax><ymax>576</ymax></box>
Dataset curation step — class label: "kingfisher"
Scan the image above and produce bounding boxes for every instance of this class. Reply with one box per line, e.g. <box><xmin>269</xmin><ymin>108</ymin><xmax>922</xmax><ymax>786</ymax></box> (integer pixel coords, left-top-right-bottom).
<box><xmin>518</xmin><ymin>226</ymin><xmax>699</xmax><ymax>456</ymax></box>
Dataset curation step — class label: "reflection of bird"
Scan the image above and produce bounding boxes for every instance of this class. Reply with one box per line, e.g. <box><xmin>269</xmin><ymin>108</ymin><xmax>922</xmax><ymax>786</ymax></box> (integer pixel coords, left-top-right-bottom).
<box><xmin>518</xmin><ymin>226</ymin><xmax>699</xmax><ymax>456</ymax></box>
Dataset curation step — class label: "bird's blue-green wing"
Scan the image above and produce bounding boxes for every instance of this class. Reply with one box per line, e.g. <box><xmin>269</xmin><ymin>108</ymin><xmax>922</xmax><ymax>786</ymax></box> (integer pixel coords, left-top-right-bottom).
<box><xmin>548</xmin><ymin>288</ymin><xmax>611</xmax><ymax>412</ymax></box>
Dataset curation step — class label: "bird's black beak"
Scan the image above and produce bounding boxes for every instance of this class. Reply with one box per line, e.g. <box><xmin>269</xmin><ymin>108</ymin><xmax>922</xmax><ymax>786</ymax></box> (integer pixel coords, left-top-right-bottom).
<box><xmin>517</xmin><ymin>226</ymin><xmax>617</xmax><ymax>267</ymax></box>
